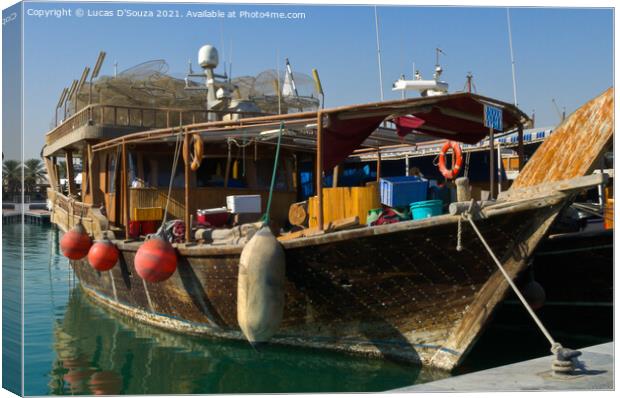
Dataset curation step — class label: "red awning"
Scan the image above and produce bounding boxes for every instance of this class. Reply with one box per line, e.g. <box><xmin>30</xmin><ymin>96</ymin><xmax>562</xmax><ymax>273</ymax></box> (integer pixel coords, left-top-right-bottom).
<box><xmin>323</xmin><ymin>115</ymin><xmax>385</xmax><ymax>170</ymax></box>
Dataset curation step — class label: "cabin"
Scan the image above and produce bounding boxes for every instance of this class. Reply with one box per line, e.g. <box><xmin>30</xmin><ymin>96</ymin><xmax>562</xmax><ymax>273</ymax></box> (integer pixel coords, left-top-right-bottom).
<box><xmin>43</xmin><ymin>90</ymin><xmax>531</xmax><ymax>242</ymax></box>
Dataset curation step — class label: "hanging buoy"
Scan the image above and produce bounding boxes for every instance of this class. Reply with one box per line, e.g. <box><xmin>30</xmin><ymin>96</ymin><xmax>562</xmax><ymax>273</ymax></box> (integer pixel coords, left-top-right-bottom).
<box><xmin>438</xmin><ymin>140</ymin><xmax>463</xmax><ymax>179</ymax></box>
<box><xmin>182</xmin><ymin>133</ymin><xmax>204</xmax><ymax>171</ymax></box>
<box><xmin>134</xmin><ymin>235</ymin><xmax>177</xmax><ymax>283</ymax></box>
<box><xmin>232</xmin><ymin>160</ymin><xmax>239</xmax><ymax>179</ymax></box>
<box><xmin>523</xmin><ymin>279</ymin><xmax>546</xmax><ymax>310</ymax></box>
<box><xmin>60</xmin><ymin>222</ymin><xmax>92</xmax><ymax>260</ymax></box>
<box><xmin>87</xmin><ymin>239</ymin><xmax>119</xmax><ymax>272</ymax></box>
<box><xmin>237</xmin><ymin>226</ymin><xmax>286</xmax><ymax>346</ymax></box>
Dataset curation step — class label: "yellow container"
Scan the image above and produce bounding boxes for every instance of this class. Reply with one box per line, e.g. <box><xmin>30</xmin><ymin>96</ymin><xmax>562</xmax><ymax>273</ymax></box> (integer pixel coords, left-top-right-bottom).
<box><xmin>133</xmin><ymin>207</ymin><xmax>164</xmax><ymax>221</ymax></box>
<box><xmin>604</xmin><ymin>198</ymin><xmax>614</xmax><ymax>230</ymax></box>
<box><xmin>308</xmin><ymin>185</ymin><xmax>379</xmax><ymax>228</ymax></box>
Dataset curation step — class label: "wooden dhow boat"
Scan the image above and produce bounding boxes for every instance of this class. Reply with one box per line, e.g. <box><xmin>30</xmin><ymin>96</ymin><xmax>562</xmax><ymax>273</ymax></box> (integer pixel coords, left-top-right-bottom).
<box><xmin>43</xmin><ymin>76</ymin><xmax>613</xmax><ymax>370</ymax></box>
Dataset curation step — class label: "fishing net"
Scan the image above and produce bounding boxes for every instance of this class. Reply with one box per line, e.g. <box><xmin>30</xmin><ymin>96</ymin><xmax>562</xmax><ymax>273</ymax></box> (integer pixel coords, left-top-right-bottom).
<box><xmin>64</xmin><ymin>59</ymin><xmax>319</xmax><ymax>119</ymax></box>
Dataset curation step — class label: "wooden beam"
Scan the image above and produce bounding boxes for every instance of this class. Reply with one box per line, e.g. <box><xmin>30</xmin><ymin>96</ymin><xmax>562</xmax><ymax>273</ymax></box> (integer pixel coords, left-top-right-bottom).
<box><xmin>65</xmin><ymin>150</ymin><xmax>76</xmax><ymax>196</ymax></box>
<box><xmin>489</xmin><ymin>127</ymin><xmax>495</xmax><ymax>199</ymax></box>
<box><xmin>183</xmin><ymin>131</ymin><xmax>191</xmax><ymax>242</ymax></box>
<box><xmin>517</xmin><ymin>124</ymin><xmax>524</xmax><ymax>171</ymax></box>
<box><xmin>82</xmin><ymin>145</ymin><xmax>89</xmax><ymax>197</ymax></box>
<box><xmin>122</xmin><ymin>142</ymin><xmax>129</xmax><ymax>237</ymax></box>
<box><xmin>332</xmin><ymin>165</ymin><xmax>339</xmax><ymax>188</ymax></box>
<box><xmin>316</xmin><ymin>112</ymin><xmax>324</xmax><ymax>231</ymax></box>
<box><xmin>376</xmin><ymin>148</ymin><xmax>382</xmax><ymax>182</ymax></box>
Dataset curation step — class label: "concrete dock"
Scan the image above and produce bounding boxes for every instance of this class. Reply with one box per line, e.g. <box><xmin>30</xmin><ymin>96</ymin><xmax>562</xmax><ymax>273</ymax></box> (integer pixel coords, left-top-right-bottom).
<box><xmin>2</xmin><ymin>203</ymin><xmax>51</xmax><ymax>225</ymax></box>
<box><xmin>391</xmin><ymin>342</ymin><xmax>613</xmax><ymax>392</ymax></box>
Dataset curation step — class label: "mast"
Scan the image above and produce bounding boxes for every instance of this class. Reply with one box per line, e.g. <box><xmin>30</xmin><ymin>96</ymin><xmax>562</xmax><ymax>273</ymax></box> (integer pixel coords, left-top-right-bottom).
<box><xmin>374</xmin><ymin>6</ymin><xmax>385</xmax><ymax>101</ymax></box>
<box><xmin>507</xmin><ymin>8</ymin><xmax>518</xmax><ymax>106</ymax></box>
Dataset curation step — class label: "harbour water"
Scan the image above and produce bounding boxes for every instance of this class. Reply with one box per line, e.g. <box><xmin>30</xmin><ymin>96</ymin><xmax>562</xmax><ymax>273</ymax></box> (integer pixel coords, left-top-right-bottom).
<box><xmin>4</xmin><ymin>223</ymin><xmax>611</xmax><ymax>394</ymax></box>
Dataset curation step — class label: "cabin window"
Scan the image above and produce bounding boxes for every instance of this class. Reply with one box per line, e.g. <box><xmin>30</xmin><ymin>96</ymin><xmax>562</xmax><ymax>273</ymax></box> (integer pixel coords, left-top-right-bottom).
<box><xmin>255</xmin><ymin>159</ymin><xmax>287</xmax><ymax>190</ymax></box>
<box><xmin>195</xmin><ymin>157</ymin><xmax>248</xmax><ymax>188</ymax></box>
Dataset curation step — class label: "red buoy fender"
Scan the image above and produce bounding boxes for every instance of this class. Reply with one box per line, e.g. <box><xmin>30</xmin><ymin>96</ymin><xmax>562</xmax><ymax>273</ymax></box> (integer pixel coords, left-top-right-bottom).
<box><xmin>60</xmin><ymin>223</ymin><xmax>92</xmax><ymax>260</ymax></box>
<box><xmin>87</xmin><ymin>240</ymin><xmax>119</xmax><ymax>271</ymax></box>
<box><xmin>438</xmin><ymin>141</ymin><xmax>463</xmax><ymax>180</ymax></box>
<box><xmin>134</xmin><ymin>236</ymin><xmax>177</xmax><ymax>283</ymax></box>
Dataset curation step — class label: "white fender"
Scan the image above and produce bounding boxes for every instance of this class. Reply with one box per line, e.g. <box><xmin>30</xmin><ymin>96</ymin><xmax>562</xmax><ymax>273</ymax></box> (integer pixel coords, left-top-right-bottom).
<box><xmin>237</xmin><ymin>226</ymin><xmax>285</xmax><ymax>345</ymax></box>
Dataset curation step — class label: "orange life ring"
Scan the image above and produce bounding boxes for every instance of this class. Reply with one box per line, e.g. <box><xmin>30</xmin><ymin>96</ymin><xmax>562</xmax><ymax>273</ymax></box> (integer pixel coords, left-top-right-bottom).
<box><xmin>438</xmin><ymin>141</ymin><xmax>463</xmax><ymax>180</ymax></box>
<box><xmin>183</xmin><ymin>133</ymin><xmax>204</xmax><ymax>171</ymax></box>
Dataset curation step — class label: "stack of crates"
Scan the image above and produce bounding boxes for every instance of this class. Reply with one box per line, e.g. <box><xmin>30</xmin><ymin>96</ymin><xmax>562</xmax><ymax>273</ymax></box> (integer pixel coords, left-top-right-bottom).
<box><xmin>308</xmin><ymin>185</ymin><xmax>379</xmax><ymax>227</ymax></box>
<box><xmin>379</xmin><ymin>176</ymin><xmax>428</xmax><ymax>208</ymax></box>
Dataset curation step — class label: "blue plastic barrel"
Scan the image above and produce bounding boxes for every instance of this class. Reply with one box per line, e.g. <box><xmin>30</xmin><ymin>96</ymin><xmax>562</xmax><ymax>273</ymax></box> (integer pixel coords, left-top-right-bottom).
<box><xmin>410</xmin><ymin>200</ymin><xmax>443</xmax><ymax>220</ymax></box>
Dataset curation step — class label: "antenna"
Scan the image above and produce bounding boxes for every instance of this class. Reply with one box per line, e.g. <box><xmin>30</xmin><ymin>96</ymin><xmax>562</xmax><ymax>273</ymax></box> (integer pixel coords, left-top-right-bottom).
<box><xmin>434</xmin><ymin>48</ymin><xmax>446</xmax><ymax>80</ymax></box>
<box><xmin>374</xmin><ymin>6</ymin><xmax>385</xmax><ymax>101</ymax></box>
<box><xmin>551</xmin><ymin>98</ymin><xmax>565</xmax><ymax>123</ymax></box>
<box><xmin>507</xmin><ymin>9</ymin><xmax>518</xmax><ymax>106</ymax></box>
<box><xmin>435</xmin><ymin>47</ymin><xmax>445</xmax><ymax>67</ymax></box>
<box><xmin>464</xmin><ymin>72</ymin><xmax>477</xmax><ymax>93</ymax></box>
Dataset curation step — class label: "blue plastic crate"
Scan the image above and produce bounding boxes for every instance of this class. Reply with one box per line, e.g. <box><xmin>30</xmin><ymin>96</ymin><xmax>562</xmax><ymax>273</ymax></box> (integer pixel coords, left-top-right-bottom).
<box><xmin>380</xmin><ymin>176</ymin><xmax>429</xmax><ymax>208</ymax></box>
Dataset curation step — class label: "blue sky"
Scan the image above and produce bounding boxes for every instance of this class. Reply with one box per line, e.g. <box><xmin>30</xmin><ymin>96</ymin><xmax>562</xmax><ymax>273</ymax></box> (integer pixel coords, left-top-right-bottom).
<box><xmin>13</xmin><ymin>1</ymin><xmax>615</xmax><ymax>159</ymax></box>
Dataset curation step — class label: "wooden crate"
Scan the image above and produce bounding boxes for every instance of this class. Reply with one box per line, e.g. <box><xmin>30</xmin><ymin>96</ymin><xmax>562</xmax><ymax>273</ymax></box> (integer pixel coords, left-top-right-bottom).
<box><xmin>133</xmin><ymin>207</ymin><xmax>163</xmax><ymax>221</ymax></box>
<box><xmin>308</xmin><ymin>185</ymin><xmax>379</xmax><ymax>228</ymax></box>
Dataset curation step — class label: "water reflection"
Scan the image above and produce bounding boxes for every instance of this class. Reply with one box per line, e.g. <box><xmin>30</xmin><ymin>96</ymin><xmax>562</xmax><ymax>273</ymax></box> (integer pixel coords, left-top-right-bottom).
<box><xmin>37</xmin><ymin>224</ymin><xmax>448</xmax><ymax>394</ymax></box>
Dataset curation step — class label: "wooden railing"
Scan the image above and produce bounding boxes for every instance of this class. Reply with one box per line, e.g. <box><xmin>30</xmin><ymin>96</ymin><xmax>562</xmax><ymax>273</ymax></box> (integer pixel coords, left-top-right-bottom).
<box><xmin>45</xmin><ymin>104</ymin><xmax>266</xmax><ymax>145</ymax></box>
<box><xmin>48</xmin><ymin>189</ymin><xmax>109</xmax><ymax>238</ymax></box>
<box><xmin>129</xmin><ymin>187</ymin><xmax>297</xmax><ymax>225</ymax></box>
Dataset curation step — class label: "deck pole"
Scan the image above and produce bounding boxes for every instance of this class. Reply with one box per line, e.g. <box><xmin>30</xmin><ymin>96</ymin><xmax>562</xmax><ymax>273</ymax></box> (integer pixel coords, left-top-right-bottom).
<box><xmin>183</xmin><ymin>130</ymin><xmax>191</xmax><ymax>242</ymax></box>
<box><xmin>65</xmin><ymin>150</ymin><xmax>76</xmax><ymax>196</ymax></box>
<box><xmin>122</xmin><ymin>142</ymin><xmax>129</xmax><ymax>237</ymax></box>
<box><xmin>316</xmin><ymin>111</ymin><xmax>324</xmax><ymax>231</ymax></box>
<box><xmin>517</xmin><ymin>124</ymin><xmax>524</xmax><ymax>171</ymax></box>
<box><xmin>376</xmin><ymin>148</ymin><xmax>382</xmax><ymax>182</ymax></box>
<box><xmin>489</xmin><ymin>127</ymin><xmax>495</xmax><ymax>199</ymax></box>
<box><xmin>405</xmin><ymin>153</ymin><xmax>410</xmax><ymax>176</ymax></box>
<box><xmin>332</xmin><ymin>165</ymin><xmax>339</xmax><ymax>188</ymax></box>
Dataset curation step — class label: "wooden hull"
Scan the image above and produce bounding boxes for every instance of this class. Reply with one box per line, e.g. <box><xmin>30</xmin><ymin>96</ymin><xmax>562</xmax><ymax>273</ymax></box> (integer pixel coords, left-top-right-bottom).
<box><xmin>64</xmin><ymin>194</ymin><xmax>565</xmax><ymax>371</ymax></box>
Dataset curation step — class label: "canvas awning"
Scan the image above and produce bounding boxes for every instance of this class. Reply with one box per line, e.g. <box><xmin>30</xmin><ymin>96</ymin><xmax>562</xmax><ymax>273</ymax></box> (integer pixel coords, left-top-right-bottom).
<box><xmin>319</xmin><ymin>92</ymin><xmax>529</xmax><ymax>169</ymax></box>
<box><xmin>91</xmin><ymin>92</ymin><xmax>530</xmax><ymax>170</ymax></box>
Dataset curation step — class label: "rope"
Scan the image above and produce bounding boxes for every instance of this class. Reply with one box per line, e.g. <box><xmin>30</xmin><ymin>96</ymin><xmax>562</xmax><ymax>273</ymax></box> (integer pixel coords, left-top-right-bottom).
<box><xmin>158</xmin><ymin>130</ymin><xmax>183</xmax><ymax>237</ymax></box>
<box><xmin>456</xmin><ymin>217</ymin><xmax>463</xmax><ymax>252</ymax></box>
<box><xmin>260</xmin><ymin>122</ymin><xmax>284</xmax><ymax>225</ymax></box>
<box><xmin>464</xmin><ymin>151</ymin><xmax>471</xmax><ymax>177</ymax></box>
<box><xmin>464</xmin><ymin>213</ymin><xmax>558</xmax><ymax>348</ymax></box>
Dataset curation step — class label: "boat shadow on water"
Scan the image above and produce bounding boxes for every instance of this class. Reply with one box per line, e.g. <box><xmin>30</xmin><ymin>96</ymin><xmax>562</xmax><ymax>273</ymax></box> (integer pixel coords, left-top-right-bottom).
<box><xmin>49</xmin><ymin>286</ymin><xmax>451</xmax><ymax>394</ymax></box>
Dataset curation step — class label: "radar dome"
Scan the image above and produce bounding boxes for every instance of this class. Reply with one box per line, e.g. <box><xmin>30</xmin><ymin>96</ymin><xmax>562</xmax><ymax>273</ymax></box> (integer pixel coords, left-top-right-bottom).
<box><xmin>198</xmin><ymin>45</ymin><xmax>218</xmax><ymax>69</ymax></box>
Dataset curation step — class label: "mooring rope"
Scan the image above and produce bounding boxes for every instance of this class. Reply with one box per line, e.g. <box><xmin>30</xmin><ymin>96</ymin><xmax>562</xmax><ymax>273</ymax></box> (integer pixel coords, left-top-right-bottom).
<box><xmin>260</xmin><ymin>122</ymin><xmax>284</xmax><ymax>225</ymax></box>
<box><xmin>464</xmin><ymin>213</ymin><xmax>557</xmax><ymax>347</ymax></box>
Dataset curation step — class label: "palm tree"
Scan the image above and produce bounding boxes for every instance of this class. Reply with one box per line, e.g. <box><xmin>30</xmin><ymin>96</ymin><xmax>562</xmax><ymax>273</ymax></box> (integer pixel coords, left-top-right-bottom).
<box><xmin>2</xmin><ymin>159</ymin><xmax>22</xmax><ymax>195</ymax></box>
<box><xmin>24</xmin><ymin>158</ymin><xmax>46</xmax><ymax>193</ymax></box>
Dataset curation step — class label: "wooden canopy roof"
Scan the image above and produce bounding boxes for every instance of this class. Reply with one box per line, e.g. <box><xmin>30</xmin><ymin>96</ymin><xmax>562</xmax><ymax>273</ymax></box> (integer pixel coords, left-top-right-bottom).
<box><xmin>91</xmin><ymin>92</ymin><xmax>530</xmax><ymax>158</ymax></box>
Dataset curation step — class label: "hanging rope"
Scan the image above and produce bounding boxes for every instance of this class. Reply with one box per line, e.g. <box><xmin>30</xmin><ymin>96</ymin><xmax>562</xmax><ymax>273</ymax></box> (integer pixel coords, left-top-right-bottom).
<box><xmin>157</xmin><ymin>130</ymin><xmax>183</xmax><ymax>237</ymax></box>
<box><xmin>462</xmin><ymin>208</ymin><xmax>583</xmax><ymax>373</ymax></box>
<box><xmin>260</xmin><ymin>122</ymin><xmax>284</xmax><ymax>226</ymax></box>
<box><xmin>464</xmin><ymin>150</ymin><xmax>471</xmax><ymax>178</ymax></box>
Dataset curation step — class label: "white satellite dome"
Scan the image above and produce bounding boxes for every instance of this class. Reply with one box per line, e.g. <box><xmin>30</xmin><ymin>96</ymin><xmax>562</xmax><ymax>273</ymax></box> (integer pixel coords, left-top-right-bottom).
<box><xmin>198</xmin><ymin>45</ymin><xmax>218</xmax><ymax>69</ymax></box>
